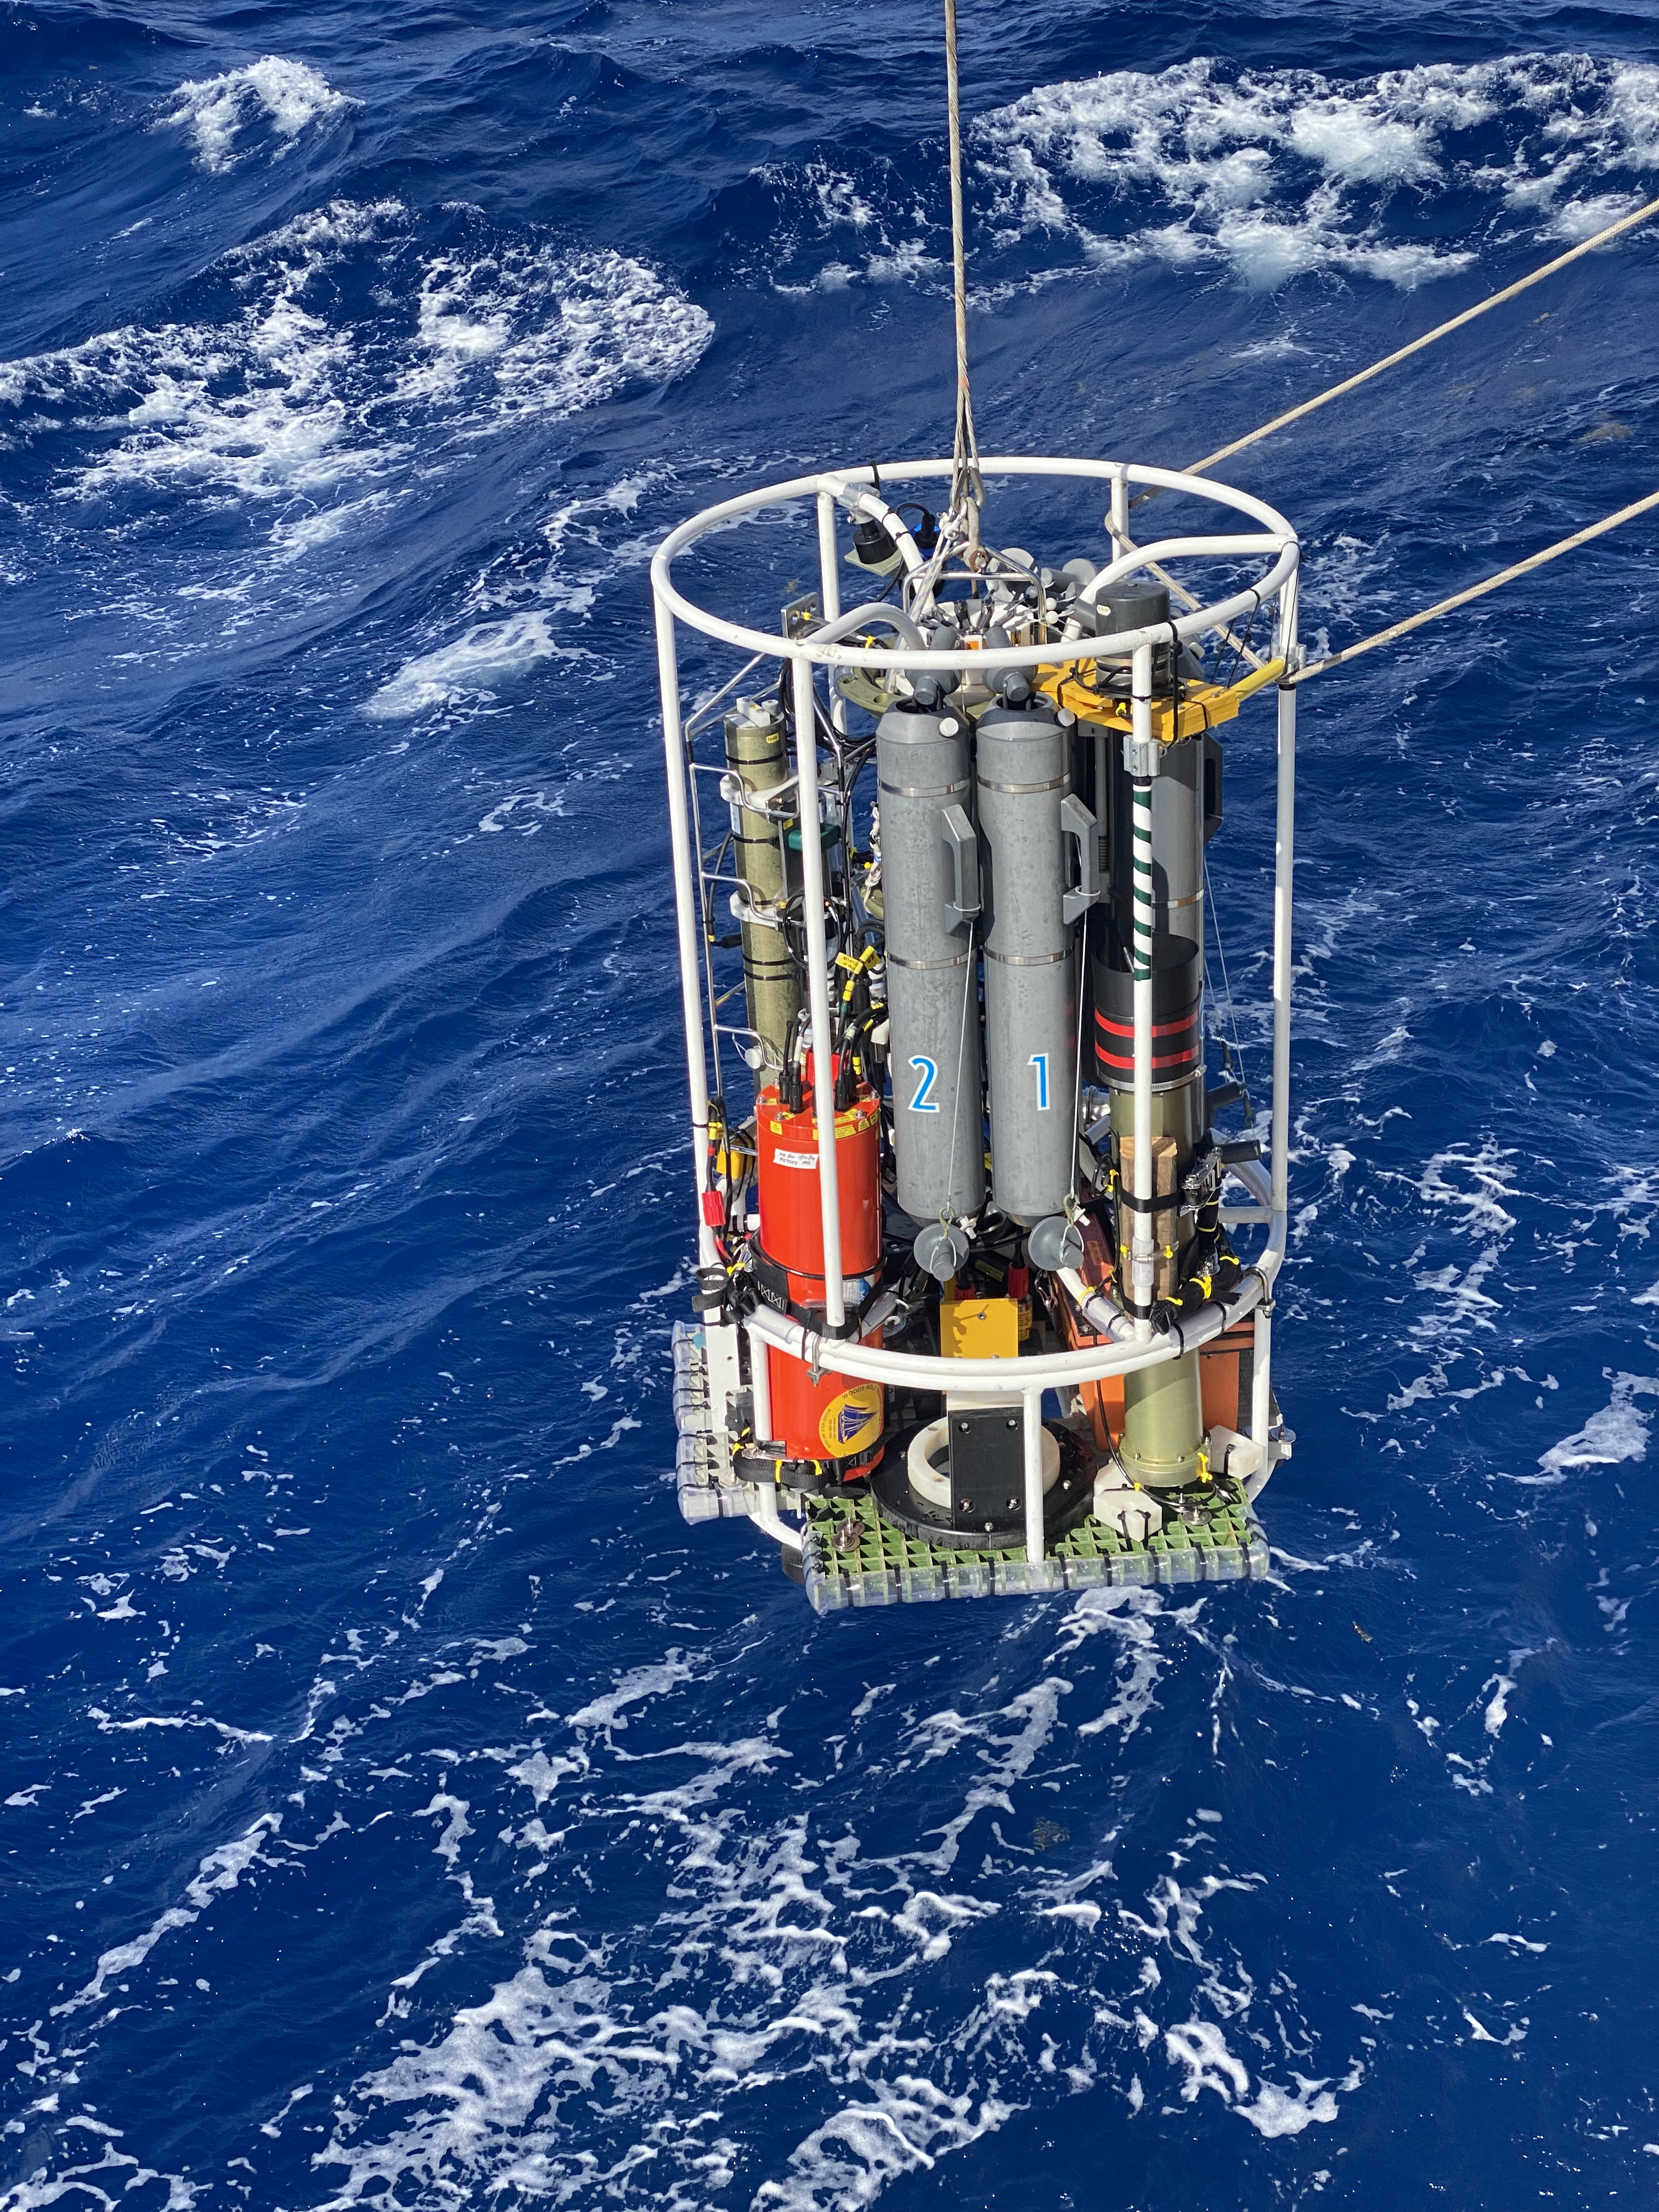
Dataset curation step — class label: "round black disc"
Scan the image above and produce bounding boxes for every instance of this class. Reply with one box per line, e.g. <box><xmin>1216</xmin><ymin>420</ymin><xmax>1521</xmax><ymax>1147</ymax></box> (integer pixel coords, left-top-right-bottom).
<box><xmin>870</xmin><ymin>1419</ymin><xmax>1094</xmax><ymax>1549</ymax></box>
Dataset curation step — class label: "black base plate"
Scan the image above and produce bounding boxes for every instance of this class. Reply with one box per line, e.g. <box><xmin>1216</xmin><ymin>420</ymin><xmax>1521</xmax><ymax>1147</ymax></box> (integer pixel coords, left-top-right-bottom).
<box><xmin>871</xmin><ymin>1420</ymin><xmax>1094</xmax><ymax>1550</ymax></box>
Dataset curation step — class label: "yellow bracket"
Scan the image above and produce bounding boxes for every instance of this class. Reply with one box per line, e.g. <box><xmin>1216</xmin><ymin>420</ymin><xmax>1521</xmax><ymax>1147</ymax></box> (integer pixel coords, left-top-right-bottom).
<box><xmin>940</xmin><ymin>1295</ymin><xmax>1020</xmax><ymax>1360</ymax></box>
<box><xmin>1037</xmin><ymin>655</ymin><xmax>1286</xmax><ymax>743</ymax></box>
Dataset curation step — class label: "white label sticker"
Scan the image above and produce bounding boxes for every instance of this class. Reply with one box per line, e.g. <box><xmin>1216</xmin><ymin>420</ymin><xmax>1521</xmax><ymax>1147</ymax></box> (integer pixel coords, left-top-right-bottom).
<box><xmin>773</xmin><ymin>1149</ymin><xmax>818</xmax><ymax>1170</ymax></box>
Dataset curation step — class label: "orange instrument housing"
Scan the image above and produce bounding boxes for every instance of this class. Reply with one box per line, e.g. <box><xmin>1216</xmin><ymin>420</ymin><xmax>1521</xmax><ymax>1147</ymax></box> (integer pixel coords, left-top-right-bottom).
<box><xmin>754</xmin><ymin>1070</ymin><xmax>885</xmax><ymax>1468</ymax></box>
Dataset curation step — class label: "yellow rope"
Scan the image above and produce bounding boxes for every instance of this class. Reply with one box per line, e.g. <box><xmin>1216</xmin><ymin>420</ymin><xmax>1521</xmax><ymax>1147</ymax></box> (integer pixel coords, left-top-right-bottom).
<box><xmin>1180</xmin><ymin>194</ymin><xmax>1659</xmax><ymax>483</ymax></box>
<box><xmin>1291</xmin><ymin>486</ymin><xmax>1659</xmax><ymax>685</ymax></box>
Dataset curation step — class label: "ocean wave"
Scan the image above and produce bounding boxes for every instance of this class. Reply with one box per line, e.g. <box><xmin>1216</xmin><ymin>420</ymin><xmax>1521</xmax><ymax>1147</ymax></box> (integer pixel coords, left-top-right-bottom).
<box><xmin>157</xmin><ymin>55</ymin><xmax>358</xmax><ymax>173</ymax></box>
<box><xmin>294</xmin><ymin>1592</ymin><xmax>1365</xmax><ymax>2210</ymax></box>
<box><xmin>974</xmin><ymin>52</ymin><xmax>1659</xmax><ymax>290</ymax></box>
<box><xmin>364</xmin><ymin>613</ymin><xmax>566</xmax><ymax>720</ymax></box>
<box><xmin>0</xmin><ymin>202</ymin><xmax>712</xmax><ymax>587</ymax></box>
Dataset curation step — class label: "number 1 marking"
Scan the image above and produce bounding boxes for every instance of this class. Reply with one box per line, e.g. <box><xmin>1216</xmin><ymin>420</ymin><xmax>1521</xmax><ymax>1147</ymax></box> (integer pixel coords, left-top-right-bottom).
<box><xmin>908</xmin><ymin>1055</ymin><xmax>939</xmax><ymax>1113</ymax></box>
<box><xmin>1030</xmin><ymin>1052</ymin><xmax>1050</xmax><ymax>1111</ymax></box>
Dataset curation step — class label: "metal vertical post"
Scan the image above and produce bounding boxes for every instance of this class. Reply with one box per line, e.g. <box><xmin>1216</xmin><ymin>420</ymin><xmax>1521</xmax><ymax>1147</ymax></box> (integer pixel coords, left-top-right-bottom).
<box><xmin>1109</xmin><ymin>462</ymin><xmax>1129</xmax><ymax>553</ymax></box>
<box><xmin>654</xmin><ymin>597</ymin><xmax>719</xmax><ymax>1268</ymax></box>
<box><xmin>817</xmin><ymin>490</ymin><xmax>848</xmax><ymax>740</ymax></box>
<box><xmin>1023</xmin><ymin>1385</ymin><xmax>1045</xmax><ymax>1567</ymax></box>
<box><xmin>1250</xmin><ymin>1306</ymin><xmax>1273</xmax><ymax>1451</ymax></box>
<box><xmin>816</xmin><ymin>491</ymin><xmax>843</xmax><ymax>627</ymax></box>
<box><xmin>1129</xmin><ymin>639</ymin><xmax>1155</xmax><ymax>1342</ymax></box>
<box><xmin>748</xmin><ymin>1319</ymin><xmax>774</xmax><ymax>1445</ymax></box>
<box><xmin>791</xmin><ymin>653</ymin><xmax>846</xmax><ymax>1332</ymax></box>
<box><xmin>1270</xmin><ymin>586</ymin><xmax>1298</xmax><ymax>1232</ymax></box>
<box><xmin>1256</xmin><ymin>570</ymin><xmax>1299</xmax><ymax>1452</ymax></box>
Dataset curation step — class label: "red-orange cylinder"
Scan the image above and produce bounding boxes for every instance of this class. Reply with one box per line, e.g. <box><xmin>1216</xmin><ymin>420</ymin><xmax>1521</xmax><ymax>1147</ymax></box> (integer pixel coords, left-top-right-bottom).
<box><xmin>754</xmin><ymin>1074</ymin><xmax>884</xmax><ymax>1466</ymax></box>
<box><xmin>754</xmin><ymin>1080</ymin><xmax>881</xmax><ymax>1309</ymax></box>
<box><xmin>764</xmin><ymin>1324</ymin><xmax>885</xmax><ymax>1468</ymax></box>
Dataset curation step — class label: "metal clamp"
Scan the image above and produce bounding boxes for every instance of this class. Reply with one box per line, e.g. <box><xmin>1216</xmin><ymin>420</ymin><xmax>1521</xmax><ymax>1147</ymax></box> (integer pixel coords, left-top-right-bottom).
<box><xmin>728</xmin><ymin>885</ymin><xmax>783</xmax><ymax>932</ymax></box>
<box><xmin>1122</xmin><ymin>731</ymin><xmax>1160</xmax><ymax>780</ymax></box>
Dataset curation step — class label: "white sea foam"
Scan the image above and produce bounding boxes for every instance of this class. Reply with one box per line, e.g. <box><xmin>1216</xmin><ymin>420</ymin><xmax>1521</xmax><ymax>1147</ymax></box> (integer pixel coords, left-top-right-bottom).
<box><xmin>759</xmin><ymin>153</ymin><xmax>938</xmax><ymax>292</ymax></box>
<box><xmin>0</xmin><ymin>200</ymin><xmax>398</xmax><ymax>510</ymax></box>
<box><xmin>0</xmin><ymin>204</ymin><xmax>712</xmax><ymax>580</ymax></box>
<box><xmin>287</xmin><ymin>1587</ymin><xmax>1375</xmax><ymax>2212</ymax></box>
<box><xmin>476</xmin><ymin>789</ymin><xmax>567</xmax><ymax>833</ymax></box>
<box><xmin>1165</xmin><ymin>2017</ymin><xmax>1355</xmax><ymax>2135</ymax></box>
<box><xmin>397</xmin><ymin>244</ymin><xmax>712</xmax><ymax>427</ymax></box>
<box><xmin>1061</xmin><ymin>1586</ymin><xmax>1173</xmax><ymax>1741</ymax></box>
<box><xmin>756</xmin><ymin>2079</ymin><xmax>1017</xmax><ymax>2208</ymax></box>
<box><xmin>504</xmin><ymin>1752</ymin><xmax>588</xmax><ymax>1805</ymax></box>
<box><xmin>975</xmin><ymin>54</ymin><xmax>1659</xmax><ymax>290</ymax></box>
<box><xmin>54</xmin><ymin>1813</ymin><xmax>283</xmax><ymax>2015</ymax></box>
<box><xmin>0</xmin><ymin>1542</ymin><xmax>1345</xmax><ymax>2212</ymax></box>
<box><xmin>363</xmin><ymin>613</ymin><xmax>562</xmax><ymax>720</ymax></box>
<box><xmin>565</xmin><ymin>1649</ymin><xmax>701</xmax><ymax>1733</ymax></box>
<box><xmin>1370</xmin><ymin>1138</ymin><xmax>1530</xmax><ymax>1418</ymax></box>
<box><xmin>158</xmin><ymin>57</ymin><xmax>356</xmax><ymax>173</ymax></box>
<box><xmin>1533</xmin><ymin>1372</ymin><xmax>1658</xmax><ymax>1482</ymax></box>
<box><xmin>901</xmin><ymin>1677</ymin><xmax>1071</xmax><ymax>1872</ymax></box>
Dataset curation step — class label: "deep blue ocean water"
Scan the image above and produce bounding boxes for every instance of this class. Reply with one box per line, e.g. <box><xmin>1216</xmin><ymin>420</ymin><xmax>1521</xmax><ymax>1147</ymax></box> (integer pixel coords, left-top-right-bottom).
<box><xmin>4</xmin><ymin>3</ymin><xmax>1659</xmax><ymax>2205</ymax></box>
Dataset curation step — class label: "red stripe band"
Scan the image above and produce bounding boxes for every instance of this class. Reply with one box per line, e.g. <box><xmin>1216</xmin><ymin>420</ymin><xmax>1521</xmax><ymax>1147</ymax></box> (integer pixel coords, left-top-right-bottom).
<box><xmin>1095</xmin><ymin>1010</ymin><xmax>1199</xmax><ymax>1041</ymax></box>
<box><xmin>1096</xmin><ymin>1046</ymin><xmax>1201</xmax><ymax>1074</ymax></box>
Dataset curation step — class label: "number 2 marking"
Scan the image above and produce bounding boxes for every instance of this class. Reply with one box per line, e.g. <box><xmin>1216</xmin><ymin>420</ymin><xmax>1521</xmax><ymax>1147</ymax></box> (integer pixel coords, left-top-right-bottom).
<box><xmin>908</xmin><ymin>1055</ymin><xmax>939</xmax><ymax>1113</ymax></box>
<box><xmin>1030</xmin><ymin>1052</ymin><xmax>1050</xmax><ymax>1111</ymax></box>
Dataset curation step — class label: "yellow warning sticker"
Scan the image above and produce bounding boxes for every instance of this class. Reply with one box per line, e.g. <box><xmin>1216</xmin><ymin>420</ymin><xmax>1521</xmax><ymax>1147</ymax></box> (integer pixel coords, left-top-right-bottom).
<box><xmin>819</xmin><ymin>1383</ymin><xmax>883</xmax><ymax>1458</ymax></box>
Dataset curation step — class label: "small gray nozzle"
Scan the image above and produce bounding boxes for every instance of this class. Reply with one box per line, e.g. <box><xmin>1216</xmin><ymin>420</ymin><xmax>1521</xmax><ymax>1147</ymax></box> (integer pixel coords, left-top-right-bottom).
<box><xmin>1025</xmin><ymin>1215</ymin><xmax>1086</xmax><ymax>1273</ymax></box>
<box><xmin>914</xmin><ymin>1222</ymin><xmax>971</xmax><ymax>1283</ymax></box>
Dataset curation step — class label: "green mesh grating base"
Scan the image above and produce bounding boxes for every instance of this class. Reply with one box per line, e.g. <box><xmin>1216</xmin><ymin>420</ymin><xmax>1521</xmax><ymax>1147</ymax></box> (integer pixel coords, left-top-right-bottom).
<box><xmin>801</xmin><ymin>1491</ymin><xmax>1270</xmax><ymax>1614</ymax></box>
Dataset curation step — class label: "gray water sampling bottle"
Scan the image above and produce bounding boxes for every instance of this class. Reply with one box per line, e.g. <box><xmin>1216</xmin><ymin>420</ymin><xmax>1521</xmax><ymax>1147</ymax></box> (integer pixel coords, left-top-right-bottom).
<box><xmin>875</xmin><ymin>698</ymin><xmax>987</xmax><ymax>1224</ymax></box>
<box><xmin>976</xmin><ymin>685</ymin><xmax>1097</xmax><ymax>1226</ymax></box>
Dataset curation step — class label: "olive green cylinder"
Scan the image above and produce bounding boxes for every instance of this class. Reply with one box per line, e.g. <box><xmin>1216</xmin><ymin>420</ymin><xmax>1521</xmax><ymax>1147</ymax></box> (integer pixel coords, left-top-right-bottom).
<box><xmin>1110</xmin><ymin>1071</ymin><xmax>1207</xmax><ymax>1486</ymax></box>
<box><xmin>724</xmin><ymin>702</ymin><xmax>800</xmax><ymax>1080</ymax></box>
<box><xmin>1120</xmin><ymin>1351</ymin><xmax>1206</xmax><ymax>1488</ymax></box>
<box><xmin>1105</xmin><ymin>1073</ymin><xmax>1203</xmax><ymax>1154</ymax></box>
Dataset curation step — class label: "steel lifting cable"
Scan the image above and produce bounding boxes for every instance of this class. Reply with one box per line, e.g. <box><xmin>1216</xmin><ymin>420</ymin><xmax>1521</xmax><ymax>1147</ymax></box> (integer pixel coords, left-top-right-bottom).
<box><xmin>1113</xmin><ymin>204</ymin><xmax>1659</xmax><ymax>667</ymax></box>
<box><xmin>1189</xmin><ymin>195</ymin><xmax>1659</xmax><ymax>484</ymax></box>
<box><xmin>1146</xmin><ymin>194</ymin><xmax>1659</xmax><ymax>681</ymax></box>
<box><xmin>943</xmin><ymin>0</ymin><xmax>983</xmax><ymax>565</ymax></box>
<box><xmin>1291</xmin><ymin>484</ymin><xmax>1659</xmax><ymax>685</ymax></box>
<box><xmin>1152</xmin><ymin>194</ymin><xmax>1659</xmax><ymax>494</ymax></box>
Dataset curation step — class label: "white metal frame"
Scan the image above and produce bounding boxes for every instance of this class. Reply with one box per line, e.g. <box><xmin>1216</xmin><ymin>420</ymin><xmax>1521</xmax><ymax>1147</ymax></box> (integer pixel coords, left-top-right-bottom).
<box><xmin>652</xmin><ymin>456</ymin><xmax>1300</xmax><ymax>1560</ymax></box>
